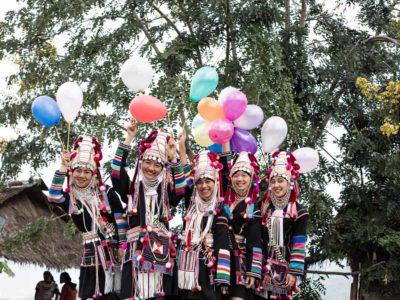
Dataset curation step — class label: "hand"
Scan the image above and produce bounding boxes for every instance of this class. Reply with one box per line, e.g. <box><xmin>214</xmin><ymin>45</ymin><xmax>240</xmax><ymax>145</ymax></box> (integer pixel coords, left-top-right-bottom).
<box><xmin>60</xmin><ymin>150</ymin><xmax>70</xmax><ymax>170</ymax></box>
<box><xmin>124</xmin><ymin>118</ymin><xmax>137</xmax><ymax>144</ymax></box>
<box><xmin>118</xmin><ymin>248</ymin><xmax>125</xmax><ymax>263</ymax></box>
<box><xmin>167</xmin><ymin>137</ymin><xmax>177</xmax><ymax>162</ymax></box>
<box><xmin>286</xmin><ymin>274</ymin><xmax>296</xmax><ymax>290</ymax></box>
<box><xmin>178</xmin><ymin>128</ymin><xmax>187</xmax><ymax>146</ymax></box>
<box><xmin>220</xmin><ymin>286</ymin><xmax>228</xmax><ymax>295</ymax></box>
<box><xmin>245</xmin><ymin>276</ymin><xmax>255</xmax><ymax>288</ymax></box>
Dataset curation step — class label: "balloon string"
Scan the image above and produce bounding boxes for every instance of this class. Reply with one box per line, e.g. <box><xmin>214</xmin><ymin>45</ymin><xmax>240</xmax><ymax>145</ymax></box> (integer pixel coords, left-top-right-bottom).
<box><xmin>67</xmin><ymin>123</ymin><xmax>71</xmax><ymax>150</ymax></box>
<box><xmin>54</xmin><ymin>126</ymin><xmax>66</xmax><ymax>151</ymax></box>
<box><xmin>181</xmin><ymin>102</ymin><xmax>194</xmax><ymax>131</ymax></box>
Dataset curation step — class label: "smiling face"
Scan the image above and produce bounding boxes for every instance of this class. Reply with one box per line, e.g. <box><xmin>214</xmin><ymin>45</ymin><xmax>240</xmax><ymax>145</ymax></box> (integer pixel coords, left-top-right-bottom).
<box><xmin>232</xmin><ymin>170</ymin><xmax>251</xmax><ymax>194</ymax></box>
<box><xmin>195</xmin><ymin>178</ymin><xmax>215</xmax><ymax>201</ymax></box>
<box><xmin>142</xmin><ymin>159</ymin><xmax>163</xmax><ymax>181</ymax></box>
<box><xmin>270</xmin><ymin>176</ymin><xmax>289</xmax><ymax>198</ymax></box>
<box><xmin>72</xmin><ymin>167</ymin><xmax>93</xmax><ymax>188</ymax></box>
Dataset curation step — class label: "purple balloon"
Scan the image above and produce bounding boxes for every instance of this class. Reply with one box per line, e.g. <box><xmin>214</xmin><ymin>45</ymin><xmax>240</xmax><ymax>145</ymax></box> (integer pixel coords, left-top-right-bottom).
<box><xmin>231</xmin><ymin>128</ymin><xmax>258</xmax><ymax>154</ymax></box>
<box><xmin>233</xmin><ymin>104</ymin><xmax>264</xmax><ymax>130</ymax></box>
<box><xmin>208</xmin><ymin>118</ymin><xmax>234</xmax><ymax>144</ymax></box>
<box><xmin>223</xmin><ymin>90</ymin><xmax>247</xmax><ymax>121</ymax></box>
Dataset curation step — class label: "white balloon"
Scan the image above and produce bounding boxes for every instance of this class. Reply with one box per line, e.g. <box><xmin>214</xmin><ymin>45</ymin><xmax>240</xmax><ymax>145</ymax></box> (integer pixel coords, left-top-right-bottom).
<box><xmin>218</xmin><ymin>86</ymin><xmax>238</xmax><ymax>104</ymax></box>
<box><xmin>261</xmin><ymin>116</ymin><xmax>288</xmax><ymax>152</ymax></box>
<box><xmin>56</xmin><ymin>81</ymin><xmax>83</xmax><ymax>123</ymax></box>
<box><xmin>293</xmin><ymin>147</ymin><xmax>319</xmax><ymax>173</ymax></box>
<box><xmin>120</xmin><ymin>56</ymin><xmax>154</xmax><ymax>91</ymax></box>
<box><xmin>192</xmin><ymin>113</ymin><xmax>206</xmax><ymax>131</ymax></box>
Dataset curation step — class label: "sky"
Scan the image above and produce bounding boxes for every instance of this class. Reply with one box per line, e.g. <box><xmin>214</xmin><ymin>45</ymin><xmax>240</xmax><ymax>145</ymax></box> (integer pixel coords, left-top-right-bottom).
<box><xmin>0</xmin><ymin>1</ymin><xmax>355</xmax><ymax>299</ymax></box>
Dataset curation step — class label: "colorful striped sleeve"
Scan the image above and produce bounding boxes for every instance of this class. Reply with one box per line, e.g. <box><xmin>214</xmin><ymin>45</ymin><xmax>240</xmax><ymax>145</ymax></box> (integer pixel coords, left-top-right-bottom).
<box><xmin>48</xmin><ymin>171</ymin><xmax>66</xmax><ymax>203</ymax></box>
<box><xmin>289</xmin><ymin>235</ymin><xmax>307</xmax><ymax>276</ymax></box>
<box><xmin>215</xmin><ymin>249</ymin><xmax>231</xmax><ymax>285</ymax></box>
<box><xmin>169</xmin><ymin>161</ymin><xmax>187</xmax><ymax>196</ymax></box>
<box><xmin>111</xmin><ymin>142</ymin><xmax>131</xmax><ymax>180</ymax></box>
<box><xmin>247</xmin><ymin>247</ymin><xmax>262</xmax><ymax>278</ymax></box>
<box><xmin>114</xmin><ymin>212</ymin><xmax>128</xmax><ymax>245</ymax></box>
<box><xmin>183</xmin><ymin>163</ymin><xmax>193</xmax><ymax>188</ymax></box>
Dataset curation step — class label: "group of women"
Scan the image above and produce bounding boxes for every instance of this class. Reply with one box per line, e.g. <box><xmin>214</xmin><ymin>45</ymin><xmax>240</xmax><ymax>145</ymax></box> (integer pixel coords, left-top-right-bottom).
<box><xmin>48</xmin><ymin>119</ymin><xmax>308</xmax><ymax>300</ymax></box>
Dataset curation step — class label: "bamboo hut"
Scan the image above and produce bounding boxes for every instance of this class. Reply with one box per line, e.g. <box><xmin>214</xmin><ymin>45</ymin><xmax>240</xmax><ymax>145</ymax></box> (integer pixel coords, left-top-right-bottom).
<box><xmin>0</xmin><ymin>179</ymin><xmax>81</xmax><ymax>269</ymax></box>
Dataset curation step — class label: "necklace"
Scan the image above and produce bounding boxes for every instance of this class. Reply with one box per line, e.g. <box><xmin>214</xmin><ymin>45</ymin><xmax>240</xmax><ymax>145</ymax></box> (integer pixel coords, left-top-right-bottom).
<box><xmin>270</xmin><ymin>190</ymin><xmax>290</xmax><ymax>210</ymax></box>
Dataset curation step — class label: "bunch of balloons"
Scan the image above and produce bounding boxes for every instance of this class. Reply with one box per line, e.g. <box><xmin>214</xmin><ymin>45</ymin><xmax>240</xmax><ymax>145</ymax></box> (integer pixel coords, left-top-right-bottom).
<box><xmin>31</xmin><ymin>81</ymin><xmax>83</xmax><ymax>127</ymax></box>
<box><xmin>120</xmin><ymin>56</ymin><xmax>167</xmax><ymax>123</ymax></box>
<box><xmin>190</xmin><ymin>67</ymin><xmax>264</xmax><ymax>154</ymax></box>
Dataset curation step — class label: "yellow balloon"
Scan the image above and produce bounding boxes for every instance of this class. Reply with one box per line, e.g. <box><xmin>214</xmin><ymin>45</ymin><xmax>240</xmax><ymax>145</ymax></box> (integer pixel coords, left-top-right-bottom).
<box><xmin>198</xmin><ymin>97</ymin><xmax>225</xmax><ymax>122</ymax></box>
<box><xmin>193</xmin><ymin>122</ymin><xmax>213</xmax><ymax>147</ymax></box>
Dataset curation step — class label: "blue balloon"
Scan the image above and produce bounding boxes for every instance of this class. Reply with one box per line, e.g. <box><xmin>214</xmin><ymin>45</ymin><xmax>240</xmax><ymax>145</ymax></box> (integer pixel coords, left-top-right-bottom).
<box><xmin>189</xmin><ymin>66</ymin><xmax>219</xmax><ymax>102</ymax></box>
<box><xmin>31</xmin><ymin>96</ymin><xmax>61</xmax><ymax>127</ymax></box>
<box><xmin>208</xmin><ymin>143</ymin><xmax>222</xmax><ymax>154</ymax></box>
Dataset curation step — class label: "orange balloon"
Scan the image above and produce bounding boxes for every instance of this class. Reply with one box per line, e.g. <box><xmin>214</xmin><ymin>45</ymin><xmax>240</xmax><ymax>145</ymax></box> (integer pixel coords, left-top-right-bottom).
<box><xmin>129</xmin><ymin>95</ymin><xmax>167</xmax><ymax>123</ymax></box>
<box><xmin>197</xmin><ymin>97</ymin><xmax>225</xmax><ymax>122</ymax></box>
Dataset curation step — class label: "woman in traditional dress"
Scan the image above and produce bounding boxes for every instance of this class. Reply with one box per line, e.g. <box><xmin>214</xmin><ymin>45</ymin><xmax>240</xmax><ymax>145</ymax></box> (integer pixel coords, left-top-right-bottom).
<box><xmin>48</xmin><ymin>136</ymin><xmax>126</xmax><ymax>299</ymax></box>
<box><xmin>219</xmin><ymin>150</ymin><xmax>263</xmax><ymax>300</ymax></box>
<box><xmin>111</xmin><ymin>119</ymin><xmax>186</xmax><ymax>300</ymax></box>
<box><xmin>176</xmin><ymin>132</ymin><xmax>230</xmax><ymax>300</ymax></box>
<box><xmin>255</xmin><ymin>151</ymin><xmax>308</xmax><ymax>300</ymax></box>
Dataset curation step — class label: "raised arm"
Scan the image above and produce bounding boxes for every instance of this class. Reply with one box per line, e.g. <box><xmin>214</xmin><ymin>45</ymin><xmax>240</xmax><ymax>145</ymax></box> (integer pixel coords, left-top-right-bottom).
<box><xmin>111</xmin><ymin>119</ymin><xmax>137</xmax><ymax>203</ymax></box>
<box><xmin>48</xmin><ymin>151</ymin><xmax>70</xmax><ymax>212</ymax></box>
<box><xmin>167</xmin><ymin>134</ymin><xmax>187</xmax><ymax>207</ymax></box>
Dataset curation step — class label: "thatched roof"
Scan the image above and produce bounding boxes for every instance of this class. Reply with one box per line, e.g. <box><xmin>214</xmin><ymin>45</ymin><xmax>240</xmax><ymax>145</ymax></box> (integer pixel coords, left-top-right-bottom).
<box><xmin>0</xmin><ymin>179</ymin><xmax>81</xmax><ymax>269</ymax></box>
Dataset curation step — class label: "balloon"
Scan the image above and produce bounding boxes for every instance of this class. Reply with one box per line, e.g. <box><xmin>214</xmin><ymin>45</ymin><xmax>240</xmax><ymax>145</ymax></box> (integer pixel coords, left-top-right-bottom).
<box><xmin>120</xmin><ymin>56</ymin><xmax>154</xmax><ymax>91</ymax></box>
<box><xmin>129</xmin><ymin>95</ymin><xmax>167</xmax><ymax>123</ymax></box>
<box><xmin>189</xmin><ymin>66</ymin><xmax>219</xmax><ymax>102</ymax></box>
<box><xmin>198</xmin><ymin>97</ymin><xmax>224</xmax><ymax>122</ymax></box>
<box><xmin>261</xmin><ymin>116</ymin><xmax>288</xmax><ymax>152</ymax></box>
<box><xmin>192</xmin><ymin>113</ymin><xmax>206</xmax><ymax>131</ymax></box>
<box><xmin>231</xmin><ymin>128</ymin><xmax>258</xmax><ymax>154</ymax></box>
<box><xmin>233</xmin><ymin>105</ymin><xmax>264</xmax><ymax>130</ymax></box>
<box><xmin>293</xmin><ymin>147</ymin><xmax>319</xmax><ymax>173</ymax></box>
<box><xmin>223</xmin><ymin>90</ymin><xmax>247</xmax><ymax>121</ymax></box>
<box><xmin>208</xmin><ymin>143</ymin><xmax>222</xmax><ymax>154</ymax></box>
<box><xmin>194</xmin><ymin>122</ymin><xmax>213</xmax><ymax>147</ymax></box>
<box><xmin>208</xmin><ymin>118</ymin><xmax>234</xmax><ymax>144</ymax></box>
<box><xmin>31</xmin><ymin>96</ymin><xmax>61</xmax><ymax>127</ymax></box>
<box><xmin>218</xmin><ymin>86</ymin><xmax>238</xmax><ymax>104</ymax></box>
<box><xmin>56</xmin><ymin>82</ymin><xmax>83</xmax><ymax>123</ymax></box>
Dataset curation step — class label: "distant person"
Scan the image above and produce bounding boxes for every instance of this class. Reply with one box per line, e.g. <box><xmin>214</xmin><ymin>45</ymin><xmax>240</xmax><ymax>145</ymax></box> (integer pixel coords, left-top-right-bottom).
<box><xmin>35</xmin><ymin>271</ymin><xmax>59</xmax><ymax>300</ymax></box>
<box><xmin>59</xmin><ymin>272</ymin><xmax>77</xmax><ymax>300</ymax></box>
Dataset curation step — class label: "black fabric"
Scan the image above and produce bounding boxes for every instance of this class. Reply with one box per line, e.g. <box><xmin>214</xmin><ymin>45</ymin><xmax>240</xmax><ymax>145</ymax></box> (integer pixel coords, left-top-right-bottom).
<box><xmin>78</xmin><ymin>265</ymin><xmax>105</xmax><ymax>299</ymax></box>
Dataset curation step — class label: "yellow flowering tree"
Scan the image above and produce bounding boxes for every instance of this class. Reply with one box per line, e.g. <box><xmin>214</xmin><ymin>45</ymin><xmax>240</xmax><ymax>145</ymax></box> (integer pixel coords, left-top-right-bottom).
<box><xmin>356</xmin><ymin>76</ymin><xmax>400</xmax><ymax>136</ymax></box>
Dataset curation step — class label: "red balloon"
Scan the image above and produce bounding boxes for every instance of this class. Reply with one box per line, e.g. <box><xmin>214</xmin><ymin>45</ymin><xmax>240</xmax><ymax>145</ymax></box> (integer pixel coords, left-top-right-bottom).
<box><xmin>129</xmin><ymin>95</ymin><xmax>167</xmax><ymax>123</ymax></box>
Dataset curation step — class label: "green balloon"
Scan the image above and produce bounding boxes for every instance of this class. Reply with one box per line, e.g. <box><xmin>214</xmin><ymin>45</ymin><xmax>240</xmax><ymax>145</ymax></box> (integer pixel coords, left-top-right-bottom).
<box><xmin>189</xmin><ymin>66</ymin><xmax>219</xmax><ymax>102</ymax></box>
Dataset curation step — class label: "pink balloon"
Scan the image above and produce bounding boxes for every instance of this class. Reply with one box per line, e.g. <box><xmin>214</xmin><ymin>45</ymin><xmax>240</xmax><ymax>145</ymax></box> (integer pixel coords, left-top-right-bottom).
<box><xmin>208</xmin><ymin>118</ymin><xmax>234</xmax><ymax>144</ymax></box>
<box><xmin>129</xmin><ymin>95</ymin><xmax>167</xmax><ymax>123</ymax></box>
<box><xmin>223</xmin><ymin>90</ymin><xmax>247</xmax><ymax>121</ymax></box>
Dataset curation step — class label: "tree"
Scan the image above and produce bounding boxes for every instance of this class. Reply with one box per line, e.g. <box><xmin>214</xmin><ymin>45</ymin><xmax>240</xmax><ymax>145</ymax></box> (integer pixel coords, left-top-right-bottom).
<box><xmin>0</xmin><ymin>0</ymin><xmax>399</xmax><ymax>298</ymax></box>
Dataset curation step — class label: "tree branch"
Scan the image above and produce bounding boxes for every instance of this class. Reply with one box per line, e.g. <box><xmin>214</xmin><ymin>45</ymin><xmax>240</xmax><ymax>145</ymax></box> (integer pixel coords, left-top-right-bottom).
<box><xmin>148</xmin><ymin>2</ymin><xmax>183</xmax><ymax>38</ymax></box>
<box><xmin>131</xmin><ymin>11</ymin><xmax>162</xmax><ymax>56</ymax></box>
<box><xmin>362</xmin><ymin>35</ymin><xmax>400</xmax><ymax>46</ymax></box>
<box><xmin>176</xmin><ymin>2</ymin><xmax>203</xmax><ymax>68</ymax></box>
<box><xmin>284</xmin><ymin>0</ymin><xmax>291</xmax><ymax>29</ymax></box>
<box><xmin>299</xmin><ymin>0</ymin><xmax>307</xmax><ymax>28</ymax></box>
<box><xmin>225</xmin><ymin>0</ymin><xmax>231</xmax><ymax>77</ymax></box>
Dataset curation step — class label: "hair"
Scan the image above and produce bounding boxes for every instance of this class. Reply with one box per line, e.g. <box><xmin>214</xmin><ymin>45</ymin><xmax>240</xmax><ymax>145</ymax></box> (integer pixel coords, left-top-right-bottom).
<box><xmin>60</xmin><ymin>272</ymin><xmax>71</xmax><ymax>283</ymax></box>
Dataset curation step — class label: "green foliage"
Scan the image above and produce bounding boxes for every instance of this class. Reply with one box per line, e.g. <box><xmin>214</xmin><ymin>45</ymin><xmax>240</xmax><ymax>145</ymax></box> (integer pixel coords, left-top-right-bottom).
<box><xmin>0</xmin><ymin>259</ymin><xmax>15</xmax><ymax>277</ymax></box>
<box><xmin>294</xmin><ymin>277</ymin><xmax>326</xmax><ymax>300</ymax></box>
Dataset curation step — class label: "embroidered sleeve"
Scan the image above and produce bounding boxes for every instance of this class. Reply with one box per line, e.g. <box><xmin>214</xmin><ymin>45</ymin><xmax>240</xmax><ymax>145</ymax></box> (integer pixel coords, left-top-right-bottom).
<box><xmin>114</xmin><ymin>212</ymin><xmax>128</xmax><ymax>245</ymax></box>
<box><xmin>111</xmin><ymin>142</ymin><xmax>131</xmax><ymax>203</ymax></box>
<box><xmin>245</xmin><ymin>209</ymin><xmax>263</xmax><ymax>279</ymax></box>
<box><xmin>213</xmin><ymin>209</ymin><xmax>231</xmax><ymax>285</ymax></box>
<box><xmin>111</xmin><ymin>142</ymin><xmax>131</xmax><ymax>180</ymax></box>
<box><xmin>48</xmin><ymin>171</ymin><xmax>66</xmax><ymax>203</ymax></box>
<box><xmin>219</xmin><ymin>151</ymin><xmax>232</xmax><ymax>194</ymax></box>
<box><xmin>169</xmin><ymin>161</ymin><xmax>187</xmax><ymax>197</ymax></box>
<box><xmin>183</xmin><ymin>163</ymin><xmax>193</xmax><ymax>188</ymax></box>
<box><xmin>288</xmin><ymin>209</ymin><xmax>308</xmax><ymax>276</ymax></box>
<box><xmin>215</xmin><ymin>249</ymin><xmax>231</xmax><ymax>285</ymax></box>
